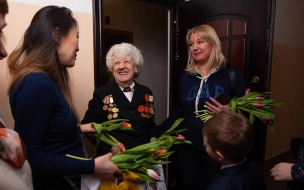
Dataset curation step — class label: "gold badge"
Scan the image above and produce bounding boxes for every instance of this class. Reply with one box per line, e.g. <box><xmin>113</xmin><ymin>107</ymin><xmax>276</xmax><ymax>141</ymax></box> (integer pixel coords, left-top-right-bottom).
<box><xmin>103</xmin><ymin>104</ymin><xmax>108</xmax><ymax>111</ymax></box>
<box><xmin>112</xmin><ymin>107</ymin><xmax>118</xmax><ymax>113</ymax></box>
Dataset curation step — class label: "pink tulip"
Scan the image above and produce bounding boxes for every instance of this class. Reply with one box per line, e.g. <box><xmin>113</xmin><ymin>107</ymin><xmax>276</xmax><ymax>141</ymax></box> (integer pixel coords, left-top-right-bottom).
<box><xmin>177</xmin><ymin>135</ymin><xmax>185</xmax><ymax>141</ymax></box>
<box><xmin>256</xmin><ymin>96</ymin><xmax>264</xmax><ymax>100</ymax></box>
<box><xmin>253</xmin><ymin>103</ymin><xmax>262</xmax><ymax>108</ymax></box>
<box><xmin>245</xmin><ymin>88</ymin><xmax>250</xmax><ymax>94</ymax></box>
<box><xmin>153</xmin><ymin>150</ymin><xmax>166</xmax><ymax>156</ymax></box>
<box><xmin>147</xmin><ymin>169</ymin><xmax>160</xmax><ymax>180</ymax></box>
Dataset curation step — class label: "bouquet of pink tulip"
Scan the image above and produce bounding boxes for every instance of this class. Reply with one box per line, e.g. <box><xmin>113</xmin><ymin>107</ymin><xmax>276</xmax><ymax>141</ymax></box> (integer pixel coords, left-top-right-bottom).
<box><xmin>196</xmin><ymin>89</ymin><xmax>284</xmax><ymax>133</ymax></box>
<box><xmin>67</xmin><ymin>118</ymin><xmax>192</xmax><ymax>183</ymax></box>
<box><xmin>101</xmin><ymin>118</ymin><xmax>191</xmax><ymax>182</ymax></box>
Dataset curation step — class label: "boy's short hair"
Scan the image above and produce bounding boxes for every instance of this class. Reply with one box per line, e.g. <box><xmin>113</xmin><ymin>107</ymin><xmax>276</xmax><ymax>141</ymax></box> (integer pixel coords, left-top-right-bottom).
<box><xmin>202</xmin><ymin>112</ymin><xmax>255</xmax><ymax>163</ymax></box>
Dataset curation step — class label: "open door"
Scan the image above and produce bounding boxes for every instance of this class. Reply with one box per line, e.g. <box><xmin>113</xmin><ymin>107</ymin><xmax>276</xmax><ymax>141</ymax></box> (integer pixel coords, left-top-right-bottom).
<box><xmin>167</xmin><ymin>0</ymin><xmax>275</xmax><ymax>189</ymax></box>
<box><xmin>92</xmin><ymin>0</ymin><xmax>276</xmax><ymax>189</ymax></box>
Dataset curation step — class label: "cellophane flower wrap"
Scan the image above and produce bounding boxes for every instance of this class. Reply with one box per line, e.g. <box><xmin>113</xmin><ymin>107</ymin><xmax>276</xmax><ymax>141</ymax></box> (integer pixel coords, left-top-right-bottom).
<box><xmin>196</xmin><ymin>89</ymin><xmax>284</xmax><ymax>133</ymax></box>
<box><xmin>67</xmin><ymin>118</ymin><xmax>191</xmax><ymax>189</ymax></box>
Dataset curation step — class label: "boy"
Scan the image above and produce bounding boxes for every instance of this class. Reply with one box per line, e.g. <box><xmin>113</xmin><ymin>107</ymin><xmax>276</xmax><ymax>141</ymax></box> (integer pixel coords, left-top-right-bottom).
<box><xmin>202</xmin><ymin>112</ymin><xmax>266</xmax><ymax>190</ymax></box>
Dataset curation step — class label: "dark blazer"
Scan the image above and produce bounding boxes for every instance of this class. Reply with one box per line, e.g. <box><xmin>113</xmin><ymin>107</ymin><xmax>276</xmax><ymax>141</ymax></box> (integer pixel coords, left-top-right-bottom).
<box><xmin>81</xmin><ymin>80</ymin><xmax>156</xmax><ymax>156</ymax></box>
<box><xmin>207</xmin><ymin>161</ymin><xmax>266</xmax><ymax>190</ymax></box>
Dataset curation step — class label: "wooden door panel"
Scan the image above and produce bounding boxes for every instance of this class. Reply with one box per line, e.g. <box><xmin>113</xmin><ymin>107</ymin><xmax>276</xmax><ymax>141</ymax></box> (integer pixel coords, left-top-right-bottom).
<box><xmin>206</xmin><ymin>17</ymin><xmax>248</xmax><ymax>77</ymax></box>
<box><xmin>231</xmin><ymin>39</ymin><xmax>245</xmax><ymax>74</ymax></box>
<box><xmin>207</xmin><ymin>19</ymin><xmax>229</xmax><ymax>38</ymax></box>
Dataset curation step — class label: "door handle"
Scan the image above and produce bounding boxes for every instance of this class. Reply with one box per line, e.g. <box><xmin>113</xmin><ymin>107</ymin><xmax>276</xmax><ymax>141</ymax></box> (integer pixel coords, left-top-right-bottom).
<box><xmin>251</xmin><ymin>76</ymin><xmax>260</xmax><ymax>84</ymax></box>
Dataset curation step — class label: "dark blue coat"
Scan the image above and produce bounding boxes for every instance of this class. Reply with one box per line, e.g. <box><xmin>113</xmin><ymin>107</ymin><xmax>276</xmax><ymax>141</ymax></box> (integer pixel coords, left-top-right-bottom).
<box><xmin>207</xmin><ymin>161</ymin><xmax>266</xmax><ymax>190</ymax></box>
<box><xmin>81</xmin><ymin>80</ymin><xmax>156</xmax><ymax>156</ymax></box>
<box><xmin>10</xmin><ymin>73</ymin><xmax>94</xmax><ymax>190</ymax></box>
<box><xmin>157</xmin><ymin>67</ymin><xmax>246</xmax><ymax>151</ymax></box>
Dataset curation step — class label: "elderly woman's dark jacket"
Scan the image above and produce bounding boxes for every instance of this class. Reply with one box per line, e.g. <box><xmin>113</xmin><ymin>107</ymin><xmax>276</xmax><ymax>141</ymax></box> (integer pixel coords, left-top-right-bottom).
<box><xmin>81</xmin><ymin>80</ymin><xmax>156</xmax><ymax>156</ymax></box>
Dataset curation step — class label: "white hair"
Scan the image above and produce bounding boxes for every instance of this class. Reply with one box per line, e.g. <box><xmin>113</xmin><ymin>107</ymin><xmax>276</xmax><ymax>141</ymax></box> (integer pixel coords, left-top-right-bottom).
<box><xmin>106</xmin><ymin>43</ymin><xmax>144</xmax><ymax>78</ymax></box>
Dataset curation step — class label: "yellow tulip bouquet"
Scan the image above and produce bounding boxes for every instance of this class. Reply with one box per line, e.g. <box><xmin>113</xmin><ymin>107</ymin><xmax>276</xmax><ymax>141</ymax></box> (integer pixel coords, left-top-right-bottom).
<box><xmin>67</xmin><ymin>118</ymin><xmax>192</xmax><ymax>185</ymax></box>
<box><xmin>196</xmin><ymin>89</ymin><xmax>284</xmax><ymax>132</ymax></box>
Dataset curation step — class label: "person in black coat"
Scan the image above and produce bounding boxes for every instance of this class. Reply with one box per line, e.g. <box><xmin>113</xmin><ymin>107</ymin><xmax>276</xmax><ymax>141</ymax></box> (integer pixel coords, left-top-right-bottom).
<box><xmin>202</xmin><ymin>112</ymin><xmax>266</xmax><ymax>190</ymax></box>
<box><xmin>81</xmin><ymin>43</ymin><xmax>165</xmax><ymax>189</ymax></box>
<box><xmin>82</xmin><ymin>42</ymin><xmax>156</xmax><ymax>155</ymax></box>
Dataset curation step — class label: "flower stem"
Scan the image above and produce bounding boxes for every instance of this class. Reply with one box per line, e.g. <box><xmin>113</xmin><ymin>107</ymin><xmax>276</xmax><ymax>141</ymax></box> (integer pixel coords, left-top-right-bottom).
<box><xmin>66</xmin><ymin>154</ymin><xmax>90</xmax><ymax>160</ymax></box>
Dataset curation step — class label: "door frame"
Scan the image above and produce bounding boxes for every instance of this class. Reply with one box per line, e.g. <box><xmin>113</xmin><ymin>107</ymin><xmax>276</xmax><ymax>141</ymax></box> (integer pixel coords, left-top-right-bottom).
<box><xmin>92</xmin><ymin>0</ymin><xmax>103</xmax><ymax>89</ymax></box>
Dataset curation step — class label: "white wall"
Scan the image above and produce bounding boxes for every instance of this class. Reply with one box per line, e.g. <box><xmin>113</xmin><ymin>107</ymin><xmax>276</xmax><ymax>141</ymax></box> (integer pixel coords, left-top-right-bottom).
<box><xmin>266</xmin><ymin>0</ymin><xmax>304</xmax><ymax>159</ymax></box>
<box><xmin>1</xmin><ymin>1</ymin><xmax>94</xmax><ymax>129</ymax></box>
<box><xmin>8</xmin><ymin>0</ymin><xmax>92</xmax><ymax>14</ymax></box>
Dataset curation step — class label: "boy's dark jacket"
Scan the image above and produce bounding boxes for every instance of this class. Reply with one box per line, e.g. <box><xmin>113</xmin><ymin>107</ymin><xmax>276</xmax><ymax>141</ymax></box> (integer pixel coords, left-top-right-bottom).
<box><xmin>207</xmin><ymin>161</ymin><xmax>266</xmax><ymax>190</ymax></box>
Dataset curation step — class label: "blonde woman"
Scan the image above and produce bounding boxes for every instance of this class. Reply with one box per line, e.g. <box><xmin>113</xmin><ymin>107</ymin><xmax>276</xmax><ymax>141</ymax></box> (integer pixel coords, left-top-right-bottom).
<box><xmin>157</xmin><ymin>24</ymin><xmax>247</xmax><ymax>189</ymax></box>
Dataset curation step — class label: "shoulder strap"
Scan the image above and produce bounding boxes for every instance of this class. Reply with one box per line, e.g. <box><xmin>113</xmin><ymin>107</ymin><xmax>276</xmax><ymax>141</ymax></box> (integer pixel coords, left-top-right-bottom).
<box><xmin>229</xmin><ymin>68</ymin><xmax>236</xmax><ymax>97</ymax></box>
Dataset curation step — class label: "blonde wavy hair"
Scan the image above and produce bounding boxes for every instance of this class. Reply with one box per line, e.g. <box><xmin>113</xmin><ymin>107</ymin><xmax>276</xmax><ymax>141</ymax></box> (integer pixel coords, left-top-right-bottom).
<box><xmin>185</xmin><ymin>24</ymin><xmax>226</xmax><ymax>75</ymax></box>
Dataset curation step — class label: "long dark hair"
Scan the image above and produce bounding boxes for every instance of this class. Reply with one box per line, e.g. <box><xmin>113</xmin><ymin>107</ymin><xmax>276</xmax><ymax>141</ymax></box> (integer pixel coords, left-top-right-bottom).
<box><xmin>7</xmin><ymin>6</ymin><xmax>79</xmax><ymax>120</ymax></box>
<box><xmin>0</xmin><ymin>0</ymin><xmax>8</xmax><ymax>14</ymax></box>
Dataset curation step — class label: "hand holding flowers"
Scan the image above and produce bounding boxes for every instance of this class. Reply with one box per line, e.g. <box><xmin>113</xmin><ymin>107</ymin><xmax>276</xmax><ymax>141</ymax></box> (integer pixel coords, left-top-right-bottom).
<box><xmin>196</xmin><ymin>89</ymin><xmax>284</xmax><ymax>132</ymax></box>
<box><xmin>67</xmin><ymin>118</ymin><xmax>192</xmax><ymax>184</ymax></box>
<box><xmin>99</xmin><ymin>118</ymin><xmax>191</xmax><ymax>182</ymax></box>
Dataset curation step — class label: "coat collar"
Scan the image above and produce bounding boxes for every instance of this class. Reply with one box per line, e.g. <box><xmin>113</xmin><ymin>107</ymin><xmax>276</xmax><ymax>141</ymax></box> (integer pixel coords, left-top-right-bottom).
<box><xmin>108</xmin><ymin>80</ymin><xmax>146</xmax><ymax>107</ymax></box>
<box><xmin>213</xmin><ymin>161</ymin><xmax>248</xmax><ymax>180</ymax></box>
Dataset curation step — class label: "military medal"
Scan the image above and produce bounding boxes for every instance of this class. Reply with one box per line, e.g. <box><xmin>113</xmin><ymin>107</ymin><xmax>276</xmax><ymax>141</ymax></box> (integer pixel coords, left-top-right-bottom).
<box><xmin>104</xmin><ymin>96</ymin><xmax>109</xmax><ymax>104</ymax></box>
<box><xmin>112</xmin><ymin>107</ymin><xmax>118</xmax><ymax>113</ymax></box>
<box><xmin>109</xmin><ymin>96</ymin><xmax>114</xmax><ymax>104</ymax></box>
<box><xmin>102</xmin><ymin>94</ymin><xmax>119</xmax><ymax>120</ymax></box>
<box><xmin>103</xmin><ymin>104</ymin><xmax>108</xmax><ymax>111</ymax></box>
<box><xmin>138</xmin><ymin>94</ymin><xmax>155</xmax><ymax>118</ymax></box>
<box><xmin>144</xmin><ymin>106</ymin><xmax>149</xmax><ymax>113</ymax></box>
<box><xmin>138</xmin><ymin>105</ymin><xmax>144</xmax><ymax>112</ymax></box>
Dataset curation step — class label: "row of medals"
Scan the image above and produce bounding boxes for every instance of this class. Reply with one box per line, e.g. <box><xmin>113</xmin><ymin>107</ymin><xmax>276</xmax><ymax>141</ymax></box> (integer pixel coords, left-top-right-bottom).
<box><xmin>140</xmin><ymin>103</ymin><xmax>154</xmax><ymax>118</ymax></box>
<box><xmin>102</xmin><ymin>103</ymin><xmax>154</xmax><ymax>120</ymax></box>
<box><xmin>103</xmin><ymin>104</ymin><xmax>118</xmax><ymax>120</ymax></box>
<box><xmin>102</xmin><ymin>95</ymin><xmax>118</xmax><ymax>120</ymax></box>
<box><xmin>102</xmin><ymin>95</ymin><xmax>154</xmax><ymax>120</ymax></box>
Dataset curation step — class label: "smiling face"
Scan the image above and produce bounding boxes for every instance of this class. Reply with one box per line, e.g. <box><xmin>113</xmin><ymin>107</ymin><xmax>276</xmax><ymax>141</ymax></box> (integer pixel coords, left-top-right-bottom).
<box><xmin>189</xmin><ymin>33</ymin><xmax>212</xmax><ymax>65</ymax></box>
<box><xmin>0</xmin><ymin>11</ymin><xmax>7</xmax><ymax>60</ymax></box>
<box><xmin>113</xmin><ymin>54</ymin><xmax>137</xmax><ymax>88</ymax></box>
<box><xmin>57</xmin><ymin>26</ymin><xmax>79</xmax><ymax>68</ymax></box>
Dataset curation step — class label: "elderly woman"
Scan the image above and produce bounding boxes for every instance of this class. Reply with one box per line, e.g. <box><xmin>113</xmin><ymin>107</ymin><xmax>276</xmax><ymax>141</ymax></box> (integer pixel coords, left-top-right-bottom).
<box><xmin>82</xmin><ymin>43</ymin><xmax>164</xmax><ymax>189</ymax></box>
<box><xmin>82</xmin><ymin>42</ymin><xmax>156</xmax><ymax>156</ymax></box>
